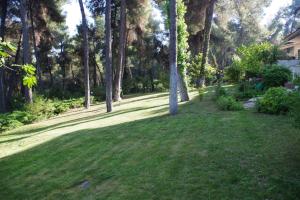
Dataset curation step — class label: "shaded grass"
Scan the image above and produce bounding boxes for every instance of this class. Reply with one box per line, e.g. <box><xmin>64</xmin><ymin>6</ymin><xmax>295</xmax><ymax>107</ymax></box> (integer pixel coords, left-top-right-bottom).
<box><xmin>0</xmin><ymin>89</ymin><xmax>299</xmax><ymax>199</ymax></box>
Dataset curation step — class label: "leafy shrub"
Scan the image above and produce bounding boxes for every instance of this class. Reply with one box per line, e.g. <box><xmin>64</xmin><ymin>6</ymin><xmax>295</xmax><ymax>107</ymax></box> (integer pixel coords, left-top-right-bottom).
<box><xmin>262</xmin><ymin>65</ymin><xmax>292</xmax><ymax>88</ymax></box>
<box><xmin>0</xmin><ymin>95</ymin><xmax>84</xmax><ymax>133</ymax></box>
<box><xmin>225</xmin><ymin>64</ymin><xmax>243</xmax><ymax>83</ymax></box>
<box><xmin>0</xmin><ymin>111</ymin><xmax>36</xmax><ymax>132</ymax></box>
<box><xmin>216</xmin><ymin>96</ymin><xmax>244</xmax><ymax>111</ymax></box>
<box><xmin>24</xmin><ymin>95</ymin><xmax>56</xmax><ymax>119</ymax></box>
<box><xmin>293</xmin><ymin>76</ymin><xmax>300</xmax><ymax>86</ymax></box>
<box><xmin>214</xmin><ymin>85</ymin><xmax>227</xmax><ymax>100</ymax></box>
<box><xmin>256</xmin><ymin>87</ymin><xmax>295</xmax><ymax>115</ymax></box>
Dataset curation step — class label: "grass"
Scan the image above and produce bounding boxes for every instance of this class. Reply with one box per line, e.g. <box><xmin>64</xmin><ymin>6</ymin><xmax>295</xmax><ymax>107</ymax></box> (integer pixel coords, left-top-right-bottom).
<box><xmin>0</xmin><ymin>88</ymin><xmax>299</xmax><ymax>199</ymax></box>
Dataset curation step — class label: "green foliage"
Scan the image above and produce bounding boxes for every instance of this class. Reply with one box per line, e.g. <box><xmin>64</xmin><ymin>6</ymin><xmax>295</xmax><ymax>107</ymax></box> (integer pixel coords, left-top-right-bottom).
<box><xmin>293</xmin><ymin>76</ymin><xmax>300</xmax><ymax>86</ymax></box>
<box><xmin>177</xmin><ymin>0</ymin><xmax>190</xmax><ymax>73</ymax></box>
<box><xmin>233</xmin><ymin>43</ymin><xmax>282</xmax><ymax>78</ymax></box>
<box><xmin>216</xmin><ymin>95</ymin><xmax>244</xmax><ymax>111</ymax></box>
<box><xmin>214</xmin><ymin>84</ymin><xmax>227</xmax><ymax>100</ymax></box>
<box><xmin>21</xmin><ymin>64</ymin><xmax>37</xmax><ymax>88</ymax></box>
<box><xmin>256</xmin><ymin>87</ymin><xmax>296</xmax><ymax>115</ymax></box>
<box><xmin>0</xmin><ymin>95</ymin><xmax>84</xmax><ymax>133</ymax></box>
<box><xmin>0</xmin><ymin>41</ymin><xmax>37</xmax><ymax>88</ymax></box>
<box><xmin>0</xmin><ymin>41</ymin><xmax>16</xmax><ymax>67</ymax></box>
<box><xmin>225</xmin><ymin>61</ymin><xmax>244</xmax><ymax>83</ymax></box>
<box><xmin>189</xmin><ymin>53</ymin><xmax>216</xmax><ymax>85</ymax></box>
<box><xmin>262</xmin><ymin>65</ymin><xmax>292</xmax><ymax>88</ymax></box>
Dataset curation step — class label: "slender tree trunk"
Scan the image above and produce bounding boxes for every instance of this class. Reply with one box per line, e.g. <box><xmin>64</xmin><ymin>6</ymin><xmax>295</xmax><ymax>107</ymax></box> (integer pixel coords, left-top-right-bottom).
<box><xmin>29</xmin><ymin>0</ymin><xmax>42</xmax><ymax>87</ymax></box>
<box><xmin>105</xmin><ymin>0</ymin><xmax>113</xmax><ymax>112</ymax></box>
<box><xmin>113</xmin><ymin>0</ymin><xmax>126</xmax><ymax>102</ymax></box>
<box><xmin>198</xmin><ymin>0</ymin><xmax>216</xmax><ymax>88</ymax></box>
<box><xmin>79</xmin><ymin>0</ymin><xmax>90</xmax><ymax>109</ymax></box>
<box><xmin>169</xmin><ymin>0</ymin><xmax>178</xmax><ymax>115</ymax></box>
<box><xmin>20</xmin><ymin>0</ymin><xmax>33</xmax><ymax>103</ymax></box>
<box><xmin>0</xmin><ymin>0</ymin><xmax>8</xmax><ymax>112</ymax></box>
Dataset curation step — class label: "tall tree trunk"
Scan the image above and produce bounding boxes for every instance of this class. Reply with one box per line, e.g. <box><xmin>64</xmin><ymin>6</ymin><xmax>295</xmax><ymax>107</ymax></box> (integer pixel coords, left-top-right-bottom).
<box><xmin>29</xmin><ymin>0</ymin><xmax>42</xmax><ymax>87</ymax></box>
<box><xmin>177</xmin><ymin>70</ymin><xmax>189</xmax><ymax>102</ymax></box>
<box><xmin>113</xmin><ymin>0</ymin><xmax>126</xmax><ymax>102</ymax></box>
<box><xmin>79</xmin><ymin>0</ymin><xmax>90</xmax><ymax>109</ymax></box>
<box><xmin>20</xmin><ymin>0</ymin><xmax>33</xmax><ymax>103</ymax></box>
<box><xmin>169</xmin><ymin>0</ymin><xmax>178</xmax><ymax>115</ymax></box>
<box><xmin>105</xmin><ymin>0</ymin><xmax>113</xmax><ymax>112</ymax></box>
<box><xmin>198</xmin><ymin>0</ymin><xmax>216</xmax><ymax>88</ymax></box>
<box><xmin>0</xmin><ymin>0</ymin><xmax>8</xmax><ymax>112</ymax></box>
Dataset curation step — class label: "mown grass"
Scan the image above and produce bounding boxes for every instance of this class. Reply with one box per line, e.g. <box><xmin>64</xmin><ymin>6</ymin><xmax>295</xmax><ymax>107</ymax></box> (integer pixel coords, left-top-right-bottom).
<box><xmin>0</xmin><ymin>88</ymin><xmax>299</xmax><ymax>199</ymax></box>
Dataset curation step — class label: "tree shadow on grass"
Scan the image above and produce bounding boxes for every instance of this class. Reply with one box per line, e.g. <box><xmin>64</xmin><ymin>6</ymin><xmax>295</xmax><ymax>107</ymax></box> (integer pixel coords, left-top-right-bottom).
<box><xmin>0</xmin><ymin>104</ymin><xmax>169</xmax><ymax>144</ymax></box>
<box><xmin>0</xmin><ymin>97</ymin><xmax>299</xmax><ymax>200</ymax></box>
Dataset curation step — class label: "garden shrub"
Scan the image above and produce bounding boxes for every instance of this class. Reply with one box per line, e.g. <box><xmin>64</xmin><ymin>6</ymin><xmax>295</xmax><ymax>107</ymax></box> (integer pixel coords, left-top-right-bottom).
<box><xmin>262</xmin><ymin>65</ymin><xmax>292</xmax><ymax>88</ymax></box>
<box><xmin>256</xmin><ymin>87</ymin><xmax>295</xmax><ymax>115</ymax></box>
<box><xmin>291</xmin><ymin>96</ymin><xmax>300</xmax><ymax>128</ymax></box>
<box><xmin>0</xmin><ymin>95</ymin><xmax>84</xmax><ymax>133</ymax></box>
<box><xmin>214</xmin><ymin>85</ymin><xmax>227</xmax><ymax>100</ymax></box>
<box><xmin>216</xmin><ymin>96</ymin><xmax>244</xmax><ymax>111</ymax></box>
<box><xmin>225</xmin><ymin>64</ymin><xmax>243</xmax><ymax>83</ymax></box>
<box><xmin>293</xmin><ymin>76</ymin><xmax>300</xmax><ymax>86</ymax></box>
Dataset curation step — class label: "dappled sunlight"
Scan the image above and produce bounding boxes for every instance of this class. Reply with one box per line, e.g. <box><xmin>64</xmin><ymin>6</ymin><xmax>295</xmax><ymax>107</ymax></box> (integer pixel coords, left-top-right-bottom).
<box><xmin>0</xmin><ymin>92</ymin><xmax>196</xmax><ymax>158</ymax></box>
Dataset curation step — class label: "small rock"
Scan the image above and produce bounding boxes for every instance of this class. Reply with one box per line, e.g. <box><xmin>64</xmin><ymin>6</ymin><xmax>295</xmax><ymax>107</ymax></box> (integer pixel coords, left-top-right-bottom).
<box><xmin>80</xmin><ymin>180</ymin><xmax>90</xmax><ymax>189</ymax></box>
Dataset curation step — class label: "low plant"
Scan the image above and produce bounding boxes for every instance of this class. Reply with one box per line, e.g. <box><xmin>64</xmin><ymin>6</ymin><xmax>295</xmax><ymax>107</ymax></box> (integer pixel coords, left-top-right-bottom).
<box><xmin>262</xmin><ymin>65</ymin><xmax>292</xmax><ymax>88</ymax></box>
<box><xmin>214</xmin><ymin>85</ymin><xmax>227</xmax><ymax>100</ymax></box>
<box><xmin>0</xmin><ymin>95</ymin><xmax>84</xmax><ymax>133</ymax></box>
<box><xmin>256</xmin><ymin>87</ymin><xmax>295</xmax><ymax>115</ymax></box>
<box><xmin>216</xmin><ymin>96</ymin><xmax>244</xmax><ymax>111</ymax></box>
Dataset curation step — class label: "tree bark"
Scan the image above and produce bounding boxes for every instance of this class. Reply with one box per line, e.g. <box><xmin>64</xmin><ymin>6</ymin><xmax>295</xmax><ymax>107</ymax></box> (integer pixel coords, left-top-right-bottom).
<box><xmin>29</xmin><ymin>0</ymin><xmax>42</xmax><ymax>87</ymax></box>
<box><xmin>169</xmin><ymin>0</ymin><xmax>178</xmax><ymax>115</ymax></box>
<box><xmin>105</xmin><ymin>0</ymin><xmax>113</xmax><ymax>112</ymax></box>
<box><xmin>177</xmin><ymin>69</ymin><xmax>189</xmax><ymax>102</ymax></box>
<box><xmin>113</xmin><ymin>0</ymin><xmax>126</xmax><ymax>102</ymax></box>
<box><xmin>79</xmin><ymin>0</ymin><xmax>91</xmax><ymax>109</ymax></box>
<box><xmin>20</xmin><ymin>0</ymin><xmax>33</xmax><ymax>103</ymax></box>
<box><xmin>198</xmin><ymin>0</ymin><xmax>216</xmax><ymax>88</ymax></box>
<box><xmin>0</xmin><ymin>0</ymin><xmax>8</xmax><ymax>112</ymax></box>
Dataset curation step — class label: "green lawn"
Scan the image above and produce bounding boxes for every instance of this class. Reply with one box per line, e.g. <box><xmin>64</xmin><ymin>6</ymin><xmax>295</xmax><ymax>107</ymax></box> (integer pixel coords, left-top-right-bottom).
<box><xmin>0</xmin><ymin>88</ymin><xmax>299</xmax><ymax>199</ymax></box>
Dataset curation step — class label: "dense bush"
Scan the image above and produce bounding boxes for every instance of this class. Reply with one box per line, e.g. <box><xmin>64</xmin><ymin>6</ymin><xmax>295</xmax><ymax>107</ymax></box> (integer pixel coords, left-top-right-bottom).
<box><xmin>225</xmin><ymin>63</ymin><xmax>243</xmax><ymax>83</ymax></box>
<box><xmin>214</xmin><ymin>85</ymin><xmax>227</xmax><ymax>100</ymax></box>
<box><xmin>0</xmin><ymin>95</ymin><xmax>84</xmax><ymax>133</ymax></box>
<box><xmin>216</xmin><ymin>96</ymin><xmax>244</xmax><ymax>111</ymax></box>
<box><xmin>293</xmin><ymin>76</ymin><xmax>300</xmax><ymax>86</ymax></box>
<box><xmin>262</xmin><ymin>65</ymin><xmax>292</xmax><ymax>88</ymax></box>
<box><xmin>256</xmin><ymin>87</ymin><xmax>295</xmax><ymax>115</ymax></box>
<box><xmin>225</xmin><ymin>43</ymin><xmax>284</xmax><ymax>83</ymax></box>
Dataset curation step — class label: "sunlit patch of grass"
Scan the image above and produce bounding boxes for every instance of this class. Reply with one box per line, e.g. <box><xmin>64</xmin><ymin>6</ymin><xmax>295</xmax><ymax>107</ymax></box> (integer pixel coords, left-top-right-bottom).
<box><xmin>0</xmin><ymin>88</ymin><xmax>299</xmax><ymax>199</ymax></box>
